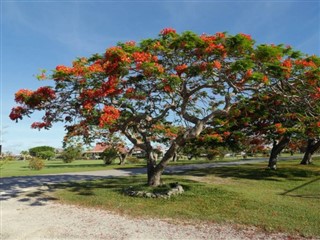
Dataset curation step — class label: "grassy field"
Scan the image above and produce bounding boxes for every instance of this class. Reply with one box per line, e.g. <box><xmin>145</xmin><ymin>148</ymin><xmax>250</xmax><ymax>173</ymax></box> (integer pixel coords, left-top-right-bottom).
<box><xmin>54</xmin><ymin>160</ymin><xmax>320</xmax><ymax>238</ymax></box>
<box><xmin>0</xmin><ymin>155</ymin><xmax>259</xmax><ymax>178</ymax></box>
<box><xmin>0</xmin><ymin>159</ymin><xmax>145</xmax><ymax>178</ymax></box>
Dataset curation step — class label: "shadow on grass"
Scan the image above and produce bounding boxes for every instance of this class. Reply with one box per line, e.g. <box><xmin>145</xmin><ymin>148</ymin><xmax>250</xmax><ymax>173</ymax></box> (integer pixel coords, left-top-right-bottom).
<box><xmin>280</xmin><ymin>177</ymin><xmax>320</xmax><ymax>199</ymax></box>
<box><xmin>179</xmin><ymin>164</ymin><xmax>319</xmax><ymax>182</ymax></box>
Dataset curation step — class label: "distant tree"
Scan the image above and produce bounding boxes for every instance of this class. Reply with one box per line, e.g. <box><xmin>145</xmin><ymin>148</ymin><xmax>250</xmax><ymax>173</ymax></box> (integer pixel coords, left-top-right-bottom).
<box><xmin>29</xmin><ymin>146</ymin><xmax>55</xmax><ymax>158</ymax></box>
<box><xmin>37</xmin><ymin>150</ymin><xmax>55</xmax><ymax>160</ymax></box>
<box><xmin>20</xmin><ymin>150</ymin><xmax>29</xmax><ymax>160</ymax></box>
<box><xmin>61</xmin><ymin>146</ymin><xmax>82</xmax><ymax>163</ymax></box>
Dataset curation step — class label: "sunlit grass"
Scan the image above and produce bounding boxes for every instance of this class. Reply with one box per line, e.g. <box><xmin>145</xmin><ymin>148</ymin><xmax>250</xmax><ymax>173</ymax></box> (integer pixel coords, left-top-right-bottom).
<box><xmin>55</xmin><ymin>161</ymin><xmax>320</xmax><ymax>237</ymax></box>
<box><xmin>0</xmin><ymin>159</ymin><xmax>145</xmax><ymax>178</ymax></box>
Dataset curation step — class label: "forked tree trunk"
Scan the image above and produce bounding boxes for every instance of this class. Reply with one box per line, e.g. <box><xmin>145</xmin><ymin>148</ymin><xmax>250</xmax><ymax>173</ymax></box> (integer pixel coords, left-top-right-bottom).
<box><xmin>118</xmin><ymin>147</ymin><xmax>135</xmax><ymax>165</ymax></box>
<box><xmin>147</xmin><ymin>143</ymin><xmax>180</xmax><ymax>187</ymax></box>
<box><xmin>268</xmin><ymin>136</ymin><xmax>290</xmax><ymax>170</ymax></box>
<box><xmin>300</xmin><ymin>139</ymin><xmax>320</xmax><ymax>165</ymax></box>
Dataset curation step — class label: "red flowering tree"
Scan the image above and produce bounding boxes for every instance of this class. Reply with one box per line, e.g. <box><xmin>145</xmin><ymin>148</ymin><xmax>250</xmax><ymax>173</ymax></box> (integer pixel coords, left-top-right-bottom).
<box><xmin>10</xmin><ymin>29</ymin><xmax>319</xmax><ymax>186</ymax></box>
<box><xmin>228</xmin><ymin>53</ymin><xmax>320</xmax><ymax>169</ymax></box>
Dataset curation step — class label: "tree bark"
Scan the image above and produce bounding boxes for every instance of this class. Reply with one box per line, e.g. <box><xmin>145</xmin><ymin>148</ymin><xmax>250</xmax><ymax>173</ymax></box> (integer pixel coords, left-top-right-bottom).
<box><xmin>172</xmin><ymin>151</ymin><xmax>178</xmax><ymax>162</ymax></box>
<box><xmin>118</xmin><ymin>153</ymin><xmax>127</xmax><ymax>165</ymax></box>
<box><xmin>147</xmin><ymin>166</ymin><xmax>163</xmax><ymax>186</ymax></box>
<box><xmin>268</xmin><ymin>136</ymin><xmax>290</xmax><ymax>170</ymax></box>
<box><xmin>300</xmin><ymin>139</ymin><xmax>320</xmax><ymax>165</ymax></box>
<box><xmin>147</xmin><ymin>142</ymin><xmax>180</xmax><ymax>187</ymax></box>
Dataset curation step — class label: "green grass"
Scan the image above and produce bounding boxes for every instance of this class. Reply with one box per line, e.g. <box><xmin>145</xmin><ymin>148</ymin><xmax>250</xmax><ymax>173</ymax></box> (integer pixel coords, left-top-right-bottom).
<box><xmin>54</xmin><ymin>161</ymin><xmax>320</xmax><ymax>238</ymax></box>
<box><xmin>0</xmin><ymin>159</ymin><xmax>145</xmax><ymax>178</ymax></box>
<box><xmin>0</xmin><ymin>153</ymin><xmax>307</xmax><ymax>178</ymax></box>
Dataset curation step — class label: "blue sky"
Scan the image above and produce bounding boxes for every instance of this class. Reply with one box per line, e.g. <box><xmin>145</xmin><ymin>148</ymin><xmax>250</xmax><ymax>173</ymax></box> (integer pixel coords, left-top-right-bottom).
<box><xmin>1</xmin><ymin>0</ymin><xmax>319</xmax><ymax>154</ymax></box>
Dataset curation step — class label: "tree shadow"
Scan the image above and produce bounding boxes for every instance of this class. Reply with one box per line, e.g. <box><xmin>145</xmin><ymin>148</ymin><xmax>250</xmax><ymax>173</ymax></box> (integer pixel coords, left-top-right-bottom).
<box><xmin>280</xmin><ymin>177</ymin><xmax>320</xmax><ymax>199</ymax></box>
<box><xmin>177</xmin><ymin>164</ymin><xmax>319</xmax><ymax>182</ymax></box>
<box><xmin>0</xmin><ymin>168</ymin><xmax>146</xmax><ymax>206</ymax></box>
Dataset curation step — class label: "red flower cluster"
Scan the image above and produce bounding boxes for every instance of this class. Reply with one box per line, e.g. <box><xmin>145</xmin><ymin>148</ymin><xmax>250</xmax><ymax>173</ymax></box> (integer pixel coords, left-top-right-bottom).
<box><xmin>215</xmin><ymin>32</ymin><xmax>225</xmax><ymax>38</ymax></box>
<box><xmin>9</xmin><ymin>106</ymin><xmax>26</xmax><ymax>120</ymax></box>
<box><xmin>31</xmin><ymin>121</ymin><xmax>51</xmax><ymax>130</ymax></box>
<box><xmin>132</xmin><ymin>52</ymin><xmax>153</xmax><ymax>64</ymax></box>
<box><xmin>240</xmin><ymin>33</ymin><xmax>252</xmax><ymax>40</ymax></box>
<box><xmin>295</xmin><ymin>59</ymin><xmax>316</xmax><ymax>68</ymax></box>
<box><xmin>14</xmin><ymin>87</ymin><xmax>55</xmax><ymax>108</ymax></box>
<box><xmin>200</xmin><ymin>34</ymin><xmax>217</xmax><ymax>44</ymax></box>
<box><xmin>125</xmin><ymin>41</ymin><xmax>136</xmax><ymax>46</ymax></box>
<box><xmin>15</xmin><ymin>89</ymin><xmax>33</xmax><ymax>104</ymax></box>
<box><xmin>175</xmin><ymin>64</ymin><xmax>188</xmax><ymax>75</ymax></box>
<box><xmin>105</xmin><ymin>46</ymin><xmax>131</xmax><ymax>63</ymax></box>
<box><xmin>34</xmin><ymin>87</ymin><xmax>56</xmax><ymax>100</ymax></box>
<box><xmin>245</xmin><ymin>69</ymin><xmax>253</xmax><ymax>78</ymax></box>
<box><xmin>282</xmin><ymin>59</ymin><xmax>292</xmax><ymax>79</ymax></box>
<box><xmin>56</xmin><ymin>65</ymin><xmax>73</xmax><ymax>74</ymax></box>
<box><xmin>204</xmin><ymin>43</ymin><xmax>225</xmax><ymax>54</ymax></box>
<box><xmin>163</xmin><ymin>85</ymin><xmax>173</xmax><ymax>93</ymax></box>
<box><xmin>213</xmin><ymin>60</ymin><xmax>221</xmax><ymax>69</ymax></box>
<box><xmin>206</xmin><ymin>133</ymin><xmax>223</xmax><ymax>142</ymax></box>
<box><xmin>88</xmin><ymin>61</ymin><xmax>104</xmax><ymax>73</ymax></box>
<box><xmin>274</xmin><ymin>123</ymin><xmax>286</xmax><ymax>134</ymax></box>
<box><xmin>261</xmin><ymin>75</ymin><xmax>269</xmax><ymax>84</ymax></box>
<box><xmin>99</xmin><ymin>105</ymin><xmax>120</xmax><ymax>127</ymax></box>
<box><xmin>160</xmin><ymin>28</ymin><xmax>176</xmax><ymax>35</ymax></box>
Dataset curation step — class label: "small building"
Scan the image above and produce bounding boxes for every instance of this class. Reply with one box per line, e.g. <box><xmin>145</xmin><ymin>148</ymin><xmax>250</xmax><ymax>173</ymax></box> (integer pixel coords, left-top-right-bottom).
<box><xmin>84</xmin><ymin>143</ymin><xmax>128</xmax><ymax>159</ymax></box>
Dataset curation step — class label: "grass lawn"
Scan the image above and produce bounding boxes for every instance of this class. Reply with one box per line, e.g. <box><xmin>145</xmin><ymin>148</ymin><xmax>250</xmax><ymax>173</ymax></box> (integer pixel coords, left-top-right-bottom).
<box><xmin>0</xmin><ymin>155</ymin><xmax>262</xmax><ymax>178</ymax></box>
<box><xmin>0</xmin><ymin>159</ymin><xmax>145</xmax><ymax>178</ymax></box>
<box><xmin>0</xmin><ymin>153</ymin><xmax>306</xmax><ymax>178</ymax></box>
<box><xmin>54</xmin><ymin>160</ymin><xmax>320</xmax><ymax>238</ymax></box>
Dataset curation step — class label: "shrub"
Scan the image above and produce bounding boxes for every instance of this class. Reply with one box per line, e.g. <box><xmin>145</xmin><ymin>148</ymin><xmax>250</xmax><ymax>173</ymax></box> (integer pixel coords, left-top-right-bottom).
<box><xmin>29</xmin><ymin>158</ymin><xmax>45</xmax><ymax>170</ymax></box>
<box><xmin>126</xmin><ymin>156</ymin><xmax>141</xmax><ymax>164</ymax></box>
<box><xmin>61</xmin><ymin>146</ymin><xmax>82</xmax><ymax>163</ymax></box>
<box><xmin>101</xmin><ymin>148</ymin><xmax>118</xmax><ymax>165</ymax></box>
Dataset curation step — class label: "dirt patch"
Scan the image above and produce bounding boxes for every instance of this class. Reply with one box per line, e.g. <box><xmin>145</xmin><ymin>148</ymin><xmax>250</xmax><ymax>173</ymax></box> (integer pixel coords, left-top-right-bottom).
<box><xmin>185</xmin><ymin>175</ymin><xmax>235</xmax><ymax>185</ymax></box>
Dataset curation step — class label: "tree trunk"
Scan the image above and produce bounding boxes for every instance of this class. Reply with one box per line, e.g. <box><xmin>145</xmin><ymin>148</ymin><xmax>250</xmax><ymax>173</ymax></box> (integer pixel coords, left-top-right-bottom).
<box><xmin>268</xmin><ymin>136</ymin><xmax>290</xmax><ymax>170</ymax></box>
<box><xmin>147</xmin><ymin>142</ymin><xmax>180</xmax><ymax>187</ymax></box>
<box><xmin>118</xmin><ymin>153</ymin><xmax>127</xmax><ymax>165</ymax></box>
<box><xmin>301</xmin><ymin>151</ymin><xmax>313</xmax><ymax>165</ymax></box>
<box><xmin>300</xmin><ymin>139</ymin><xmax>320</xmax><ymax>165</ymax></box>
<box><xmin>172</xmin><ymin>151</ymin><xmax>178</xmax><ymax>162</ymax></box>
<box><xmin>147</xmin><ymin>166</ymin><xmax>163</xmax><ymax>187</ymax></box>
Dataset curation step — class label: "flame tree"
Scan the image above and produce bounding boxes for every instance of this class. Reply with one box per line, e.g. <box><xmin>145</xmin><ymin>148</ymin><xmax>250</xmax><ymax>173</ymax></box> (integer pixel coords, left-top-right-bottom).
<box><xmin>10</xmin><ymin>29</ymin><xmax>319</xmax><ymax>186</ymax></box>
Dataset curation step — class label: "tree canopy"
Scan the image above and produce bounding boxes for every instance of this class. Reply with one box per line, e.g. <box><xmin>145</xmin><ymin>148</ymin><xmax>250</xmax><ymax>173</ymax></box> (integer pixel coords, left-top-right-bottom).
<box><xmin>10</xmin><ymin>28</ymin><xmax>320</xmax><ymax>186</ymax></box>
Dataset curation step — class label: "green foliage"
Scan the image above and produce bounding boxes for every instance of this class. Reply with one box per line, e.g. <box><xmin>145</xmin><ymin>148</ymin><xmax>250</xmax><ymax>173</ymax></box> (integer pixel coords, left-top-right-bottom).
<box><xmin>126</xmin><ymin>156</ymin><xmax>141</xmax><ymax>164</ymax></box>
<box><xmin>61</xmin><ymin>146</ymin><xmax>82</xmax><ymax>163</ymax></box>
<box><xmin>28</xmin><ymin>158</ymin><xmax>45</xmax><ymax>170</ymax></box>
<box><xmin>37</xmin><ymin>150</ymin><xmax>55</xmax><ymax>160</ymax></box>
<box><xmin>101</xmin><ymin>148</ymin><xmax>118</xmax><ymax>165</ymax></box>
<box><xmin>29</xmin><ymin>146</ymin><xmax>55</xmax><ymax>157</ymax></box>
<box><xmin>207</xmin><ymin>147</ymin><xmax>227</xmax><ymax>160</ymax></box>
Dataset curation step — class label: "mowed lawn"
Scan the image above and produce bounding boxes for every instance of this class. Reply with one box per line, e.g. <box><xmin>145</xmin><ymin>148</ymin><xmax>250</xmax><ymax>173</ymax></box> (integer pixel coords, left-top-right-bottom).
<box><xmin>0</xmin><ymin>155</ymin><xmax>255</xmax><ymax>178</ymax></box>
<box><xmin>0</xmin><ymin>159</ymin><xmax>144</xmax><ymax>178</ymax></box>
<box><xmin>54</xmin><ymin>161</ymin><xmax>320</xmax><ymax>238</ymax></box>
